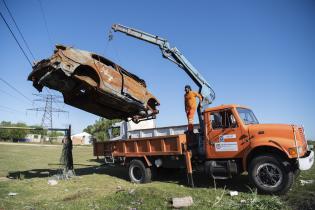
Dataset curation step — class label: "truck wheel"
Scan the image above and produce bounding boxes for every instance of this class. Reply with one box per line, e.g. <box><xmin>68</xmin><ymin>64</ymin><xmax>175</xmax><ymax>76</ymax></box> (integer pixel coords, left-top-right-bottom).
<box><xmin>248</xmin><ymin>154</ymin><xmax>294</xmax><ymax>195</ymax></box>
<box><xmin>129</xmin><ymin>159</ymin><xmax>152</xmax><ymax>184</ymax></box>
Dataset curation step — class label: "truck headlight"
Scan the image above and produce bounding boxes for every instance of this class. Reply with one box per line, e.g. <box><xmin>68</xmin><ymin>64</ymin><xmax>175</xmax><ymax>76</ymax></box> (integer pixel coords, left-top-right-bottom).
<box><xmin>288</xmin><ymin>146</ymin><xmax>303</xmax><ymax>156</ymax></box>
<box><xmin>308</xmin><ymin>144</ymin><xmax>314</xmax><ymax>151</ymax></box>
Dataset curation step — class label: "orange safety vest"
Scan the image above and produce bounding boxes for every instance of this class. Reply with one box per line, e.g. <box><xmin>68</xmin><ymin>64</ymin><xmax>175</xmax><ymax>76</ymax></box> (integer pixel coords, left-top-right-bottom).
<box><xmin>184</xmin><ymin>91</ymin><xmax>202</xmax><ymax>112</ymax></box>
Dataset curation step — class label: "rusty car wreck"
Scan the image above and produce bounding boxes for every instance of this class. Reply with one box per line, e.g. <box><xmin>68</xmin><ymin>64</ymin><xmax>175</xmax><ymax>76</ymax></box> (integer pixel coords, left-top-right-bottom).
<box><xmin>28</xmin><ymin>44</ymin><xmax>159</xmax><ymax>122</ymax></box>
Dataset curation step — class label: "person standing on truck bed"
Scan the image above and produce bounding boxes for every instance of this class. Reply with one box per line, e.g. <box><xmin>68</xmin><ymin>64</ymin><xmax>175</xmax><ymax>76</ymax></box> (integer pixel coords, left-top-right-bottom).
<box><xmin>184</xmin><ymin>85</ymin><xmax>203</xmax><ymax>132</ymax></box>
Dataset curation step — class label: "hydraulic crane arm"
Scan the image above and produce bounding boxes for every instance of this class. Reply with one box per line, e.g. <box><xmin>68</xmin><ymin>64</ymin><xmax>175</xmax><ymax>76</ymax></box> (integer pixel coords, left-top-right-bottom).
<box><xmin>111</xmin><ymin>24</ymin><xmax>215</xmax><ymax>108</ymax></box>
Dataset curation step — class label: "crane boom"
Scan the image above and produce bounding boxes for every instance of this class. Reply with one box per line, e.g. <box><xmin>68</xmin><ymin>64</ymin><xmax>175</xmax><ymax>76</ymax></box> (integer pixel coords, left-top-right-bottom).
<box><xmin>111</xmin><ymin>24</ymin><xmax>215</xmax><ymax>108</ymax></box>
<box><xmin>112</xmin><ymin>24</ymin><xmax>169</xmax><ymax>49</ymax></box>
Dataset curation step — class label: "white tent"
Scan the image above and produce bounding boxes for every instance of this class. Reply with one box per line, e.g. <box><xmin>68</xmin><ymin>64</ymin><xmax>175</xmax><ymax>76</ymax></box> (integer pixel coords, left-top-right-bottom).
<box><xmin>71</xmin><ymin>132</ymin><xmax>92</xmax><ymax>145</ymax></box>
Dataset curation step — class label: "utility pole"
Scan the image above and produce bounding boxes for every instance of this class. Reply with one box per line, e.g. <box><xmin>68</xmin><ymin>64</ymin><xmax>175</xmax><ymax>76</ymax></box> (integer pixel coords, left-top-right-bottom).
<box><xmin>27</xmin><ymin>94</ymin><xmax>68</xmax><ymax>128</ymax></box>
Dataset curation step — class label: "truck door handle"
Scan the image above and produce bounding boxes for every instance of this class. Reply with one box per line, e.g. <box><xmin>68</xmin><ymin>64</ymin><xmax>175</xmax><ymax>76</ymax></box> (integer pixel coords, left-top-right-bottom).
<box><xmin>209</xmin><ymin>141</ymin><xmax>214</xmax><ymax>145</ymax></box>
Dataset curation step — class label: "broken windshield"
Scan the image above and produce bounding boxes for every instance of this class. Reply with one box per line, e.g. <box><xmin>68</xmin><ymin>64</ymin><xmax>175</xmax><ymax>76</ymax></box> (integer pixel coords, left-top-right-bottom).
<box><xmin>237</xmin><ymin>108</ymin><xmax>259</xmax><ymax>125</ymax></box>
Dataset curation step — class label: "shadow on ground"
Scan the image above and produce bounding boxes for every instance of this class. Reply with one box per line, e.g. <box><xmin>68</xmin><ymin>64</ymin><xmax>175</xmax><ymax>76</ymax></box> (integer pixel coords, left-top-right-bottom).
<box><xmin>152</xmin><ymin>168</ymin><xmax>252</xmax><ymax>193</ymax></box>
<box><xmin>6</xmin><ymin>158</ymin><xmax>252</xmax><ymax>193</ymax></box>
<box><xmin>7</xmin><ymin>164</ymin><xmax>128</xmax><ymax>181</ymax></box>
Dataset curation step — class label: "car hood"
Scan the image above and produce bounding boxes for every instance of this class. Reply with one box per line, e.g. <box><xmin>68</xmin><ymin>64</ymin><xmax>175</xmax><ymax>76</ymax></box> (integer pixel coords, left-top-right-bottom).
<box><xmin>248</xmin><ymin>124</ymin><xmax>295</xmax><ymax>140</ymax></box>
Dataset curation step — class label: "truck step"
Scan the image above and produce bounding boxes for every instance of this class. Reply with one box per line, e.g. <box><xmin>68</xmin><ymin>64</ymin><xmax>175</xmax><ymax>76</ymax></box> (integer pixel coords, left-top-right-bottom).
<box><xmin>104</xmin><ymin>155</ymin><xmax>115</xmax><ymax>164</ymax></box>
<box><xmin>211</xmin><ymin>175</ymin><xmax>230</xmax><ymax>180</ymax></box>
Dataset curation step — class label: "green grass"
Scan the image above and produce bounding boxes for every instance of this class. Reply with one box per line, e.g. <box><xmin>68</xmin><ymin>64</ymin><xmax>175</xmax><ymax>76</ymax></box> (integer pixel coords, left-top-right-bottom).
<box><xmin>0</xmin><ymin>143</ymin><xmax>314</xmax><ymax>210</ymax></box>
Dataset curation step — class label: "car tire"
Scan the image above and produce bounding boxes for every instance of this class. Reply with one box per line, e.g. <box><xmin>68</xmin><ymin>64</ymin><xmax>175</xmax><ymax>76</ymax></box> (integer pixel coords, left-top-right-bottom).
<box><xmin>128</xmin><ymin>159</ymin><xmax>152</xmax><ymax>184</ymax></box>
<box><xmin>248</xmin><ymin>154</ymin><xmax>294</xmax><ymax>195</ymax></box>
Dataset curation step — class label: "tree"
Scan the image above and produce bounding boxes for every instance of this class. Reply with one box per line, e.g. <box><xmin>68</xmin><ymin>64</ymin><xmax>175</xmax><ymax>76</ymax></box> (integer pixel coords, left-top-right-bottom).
<box><xmin>0</xmin><ymin>121</ymin><xmax>28</xmax><ymax>140</ymax></box>
<box><xmin>29</xmin><ymin>125</ymin><xmax>47</xmax><ymax>136</ymax></box>
<box><xmin>48</xmin><ymin>131</ymin><xmax>64</xmax><ymax>138</ymax></box>
<box><xmin>13</xmin><ymin>122</ymin><xmax>28</xmax><ymax>139</ymax></box>
<box><xmin>84</xmin><ymin>118</ymin><xmax>121</xmax><ymax>141</ymax></box>
<box><xmin>0</xmin><ymin>121</ymin><xmax>12</xmax><ymax>140</ymax></box>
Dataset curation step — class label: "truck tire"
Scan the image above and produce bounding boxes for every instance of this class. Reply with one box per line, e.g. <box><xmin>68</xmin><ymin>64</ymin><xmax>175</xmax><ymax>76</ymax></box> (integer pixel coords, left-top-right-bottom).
<box><xmin>248</xmin><ymin>154</ymin><xmax>294</xmax><ymax>195</ymax></box>
<box><xmin>128</xmin><ymin>159</ymin><xmax>152</xmax><ymax>184</ymax></box>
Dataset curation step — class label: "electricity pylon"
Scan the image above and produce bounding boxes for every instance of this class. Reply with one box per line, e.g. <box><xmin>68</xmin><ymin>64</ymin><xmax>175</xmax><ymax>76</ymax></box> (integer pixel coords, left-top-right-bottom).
<box><xmin>27</xmin><ymin>94</ymin><xmax>68</xmax><ymax>128</ymax></box>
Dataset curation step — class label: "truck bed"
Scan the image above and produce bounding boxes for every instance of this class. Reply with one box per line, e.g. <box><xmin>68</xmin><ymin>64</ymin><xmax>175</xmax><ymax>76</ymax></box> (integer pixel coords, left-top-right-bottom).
<box><xmin>127</xmin><ymin>124</ymin><xmax>199</xmax><ymax>139</ymax></box>
<box><xmin>94</xmin><ymin>134</ymin><xmax>188</xmax><ymax>157</ymax></box>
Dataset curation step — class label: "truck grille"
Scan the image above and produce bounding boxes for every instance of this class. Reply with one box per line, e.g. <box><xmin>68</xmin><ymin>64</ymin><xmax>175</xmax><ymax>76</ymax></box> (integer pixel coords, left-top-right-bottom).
<box><xmin>298</xmin><ymin>127</ymin><xmax>306</xmax><ymax>143</ymax></box>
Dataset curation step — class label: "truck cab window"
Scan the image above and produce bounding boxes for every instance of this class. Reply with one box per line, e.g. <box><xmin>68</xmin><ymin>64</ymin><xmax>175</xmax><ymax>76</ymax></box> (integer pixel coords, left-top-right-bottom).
<box><xmin>112</xmin><ymin>127</ymin><xmax>121</xmax><ymax>138</ymax></box>
<box><xmin>211</xmin><ymin>112</ymin><xmax>223</xmax><ymax>129</ymax></box>
<box><xmin>237</xmin><ymin>108</ymin><xmax>259</xmax><ymax>125</ymax></box>
<box><xmin>210</xmin><ymin>110</ymin><xmax>237</xmax><ymax>129</ymax></box>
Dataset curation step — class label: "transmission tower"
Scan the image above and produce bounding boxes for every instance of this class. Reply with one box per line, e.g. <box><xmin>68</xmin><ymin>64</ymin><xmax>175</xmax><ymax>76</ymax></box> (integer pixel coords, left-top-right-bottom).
<box><xmin>27</xmin><ymin>94</ymin><xmax>68</xmax><ymax>128</ymax></box>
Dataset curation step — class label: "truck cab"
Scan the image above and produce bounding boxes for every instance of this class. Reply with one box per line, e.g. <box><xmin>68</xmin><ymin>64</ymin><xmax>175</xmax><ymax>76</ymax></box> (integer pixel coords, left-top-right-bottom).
<box><xmin>201</xmin><ymin>104</ymin><xmax>313</xmax><ymax>194</ymax></box>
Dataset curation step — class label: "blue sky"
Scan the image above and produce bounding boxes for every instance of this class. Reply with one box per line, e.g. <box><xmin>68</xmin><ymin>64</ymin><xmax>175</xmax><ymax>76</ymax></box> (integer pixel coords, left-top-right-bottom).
<box><xmin>0</xmin><ymin>0</ymin><xmax>314</xmax><ymax>139</ymax></box>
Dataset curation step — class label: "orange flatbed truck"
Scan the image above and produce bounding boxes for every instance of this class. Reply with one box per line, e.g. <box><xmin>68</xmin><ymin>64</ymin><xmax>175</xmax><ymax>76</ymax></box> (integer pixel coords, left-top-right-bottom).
<box><xmin>94</xmin><ymin>104</ymin><xmax>314</xmax><ymax>194</ymax></box>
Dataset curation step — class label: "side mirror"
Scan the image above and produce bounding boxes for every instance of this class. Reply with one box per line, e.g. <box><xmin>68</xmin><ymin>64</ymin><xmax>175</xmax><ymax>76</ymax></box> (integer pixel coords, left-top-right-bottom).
<box><xmin>230</xmin><ymin>115</ymin><xmax>237</xmax><ymax>128</ymax></box>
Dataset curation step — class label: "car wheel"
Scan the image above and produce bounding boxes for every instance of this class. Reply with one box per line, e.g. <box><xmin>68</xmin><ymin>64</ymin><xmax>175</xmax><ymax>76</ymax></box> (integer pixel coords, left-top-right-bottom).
<box><xmin>73</xmin><ymin>65</ymin><xmax>100</xmax><ymax>87</ymax></box>
<box><xmin>128</xmin><ymin>159</ymin><xmax>152</xmax><ymax>184</ymax></box>
<box><xmin>248</xmin><ymin>154</ymin><xmax>294</xmax><ymax>195</ymax></box>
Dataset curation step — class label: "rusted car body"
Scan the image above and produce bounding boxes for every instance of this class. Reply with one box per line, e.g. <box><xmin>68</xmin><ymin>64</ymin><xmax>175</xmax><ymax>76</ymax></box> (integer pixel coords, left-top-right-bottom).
<box><xmin>28</xmin><ymin>45</ymin><xmax>159</xmax><ymax>121</ymax></box>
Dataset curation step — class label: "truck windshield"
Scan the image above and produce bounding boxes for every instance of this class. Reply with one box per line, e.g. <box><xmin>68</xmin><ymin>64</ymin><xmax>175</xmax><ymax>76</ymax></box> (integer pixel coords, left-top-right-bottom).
<box><xmin>237</xmin><ymin>108</ymin><xmax>259</xmax><ymax>125</ymax></box>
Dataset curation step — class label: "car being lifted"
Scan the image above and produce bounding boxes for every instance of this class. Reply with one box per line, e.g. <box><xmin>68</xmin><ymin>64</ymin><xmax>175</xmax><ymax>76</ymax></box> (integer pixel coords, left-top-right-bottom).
<box><xmin>28</xmin><ymin>44</ymin><xmax>160</xmax><ymax>122</ymax></box>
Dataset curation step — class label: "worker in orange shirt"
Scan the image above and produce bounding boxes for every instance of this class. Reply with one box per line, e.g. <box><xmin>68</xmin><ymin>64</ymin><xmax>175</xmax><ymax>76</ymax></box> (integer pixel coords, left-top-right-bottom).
<box><xmin>184</xmin><ymin>85</ymin><xmax>203</xmax><ymax>132</ymax></box>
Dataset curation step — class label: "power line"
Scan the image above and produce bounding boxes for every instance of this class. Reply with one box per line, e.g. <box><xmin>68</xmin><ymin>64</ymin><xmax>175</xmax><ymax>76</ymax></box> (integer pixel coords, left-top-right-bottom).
<box><xmin>0</xmin><ymin>87</ymin><xmax>32</xmax><ymax>110</ymax></box>
<box><xmin>1</xmin><ymin>0</ymin><xmax>36</xmax><ymax>61</ymax></box>
<box><xmin>0</xmin><ymin>108</ymin><xmax>14</xmax><ymax>114</ymax></box>
<box><xmin>0</xmin><ymin>87</ymin><xmax>24</xmax><ymax>101</ymax></box>
<box><xmin>45</xmin><ymin>88</ymin><xmax>64</xmax><ymax>111</ymax></box>
<box><xmin>0</xmin><ymin>77</ymin><xmax>32</xmax><ymax>103</ymax></box>
<box><xmin>0</xmin><ymin>11</ymin><xmax>33</xmax><ymax>67</ymax></box>
<box><xmin>33</xmin><ymin>93</ymin><xmax>64</xmax><ymax>103</ymax></box>
<box><xmin>37</xmin><ymin>0</ymin><xmax>53</xmax><ymax>47</ymax></box>
<box><xmin>27</xmin><ymin>94</ymin><xmax>68</xmax><ymax>129</ymax></box>
<box><xmin>0</xmin><ymin>105</ymin><xmax>23</xmax><ymax>113</ymax></box>
<box><xmin>29</xmin><ymin>107</ymin><xmax>68</xmax><ymax>129</ymax></box>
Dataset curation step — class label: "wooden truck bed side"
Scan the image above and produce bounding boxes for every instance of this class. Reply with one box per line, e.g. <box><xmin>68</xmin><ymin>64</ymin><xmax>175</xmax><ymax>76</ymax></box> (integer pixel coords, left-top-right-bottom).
<box><xmin>94</xmin><ymin>134</ymin><xmax>187</xmax><ymax>157</ymax></box>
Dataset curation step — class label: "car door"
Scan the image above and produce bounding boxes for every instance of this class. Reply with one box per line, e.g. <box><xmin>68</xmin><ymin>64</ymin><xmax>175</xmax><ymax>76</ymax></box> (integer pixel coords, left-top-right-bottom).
<box><xmin>206</xmin><ymin>109</ymin><xmax>244</xmax><ymax>158</ymax></box>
